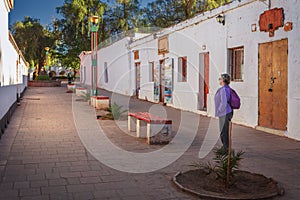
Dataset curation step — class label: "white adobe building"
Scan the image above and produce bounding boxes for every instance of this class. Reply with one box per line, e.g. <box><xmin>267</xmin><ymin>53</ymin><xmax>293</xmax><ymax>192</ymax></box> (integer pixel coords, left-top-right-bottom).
<box><xmin>80</xmin><ymin>0</ymin><xmax>300</xmax><ymax>141</ymax></box>
<box><xmin>0</xmin><ymin>0</ymin><xmax>28</xmax><ymax>134</ymax></box>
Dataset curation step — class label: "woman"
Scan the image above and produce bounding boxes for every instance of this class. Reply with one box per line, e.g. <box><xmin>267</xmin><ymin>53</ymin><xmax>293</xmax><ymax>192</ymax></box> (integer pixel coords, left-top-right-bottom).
<box><xmin>214</xmin><ymin>73</ymin><xmax>233</xmax><ymax>151</ymax></box>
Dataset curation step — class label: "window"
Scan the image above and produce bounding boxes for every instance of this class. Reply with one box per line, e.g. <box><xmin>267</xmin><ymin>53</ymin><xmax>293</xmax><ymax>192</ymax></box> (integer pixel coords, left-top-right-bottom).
<box><xmin>229</xmin><ymin>47</ymin><xmax>244</xmax><ymax>81</ymax></box>
<box><xmin>134</xmin><ymin>50</ymin><xmax>139</xmax><ymax>60</ymax></box>
<box><xmin>104</xmin><ymin>62</ymin><xmax>108</xmax><ymax>83</ymax></box>
<box><xmin>178</xmin><ymin>57</ymin><xmax>187</xmax><ymax>82</ymax></box>
<box><xmin>158</xmin><ymin>35</ymin><xmax>169</xmax><ymax>55</ymax></box>
<box><xmin>149</xmin><ymin>62</ymin><xmax>154</xmax><ymax>82</ymax></box>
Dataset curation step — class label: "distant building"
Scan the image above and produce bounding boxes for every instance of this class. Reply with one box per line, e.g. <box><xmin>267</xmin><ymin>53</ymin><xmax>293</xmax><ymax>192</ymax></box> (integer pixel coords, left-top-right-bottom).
<box><xmin>80</xmin><ymin>0</ymin><xmax>300</xmax><ymax>141</ymax></box>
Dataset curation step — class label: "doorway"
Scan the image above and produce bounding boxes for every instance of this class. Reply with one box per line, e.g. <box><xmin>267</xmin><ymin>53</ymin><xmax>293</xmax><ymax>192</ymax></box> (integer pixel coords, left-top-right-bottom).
<box><xmin>135</xmin><ymin>62</ymin><xmax>140</xmax><ymax>98</ymax></box>
<box><xmin>198</xmin><ymin>52</ymin><xmax>210</xmax><ymax>110</ymax></box>
<box><xmin>258</xmin><ymin>39</ymin><xmax>288</xmax><ymax>130</ymax></box>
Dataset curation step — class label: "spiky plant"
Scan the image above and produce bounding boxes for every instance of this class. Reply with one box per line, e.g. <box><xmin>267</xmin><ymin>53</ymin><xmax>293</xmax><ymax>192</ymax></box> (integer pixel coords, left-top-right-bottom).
<box><xmin>107</xmin><ymin>103</ymin><xmax>127</xmax><ymax>120</ymax></box>
<box><xmin>213</xmin><ymin>147</ymin><xmax>244</xmax><ymax>183</ymax></box>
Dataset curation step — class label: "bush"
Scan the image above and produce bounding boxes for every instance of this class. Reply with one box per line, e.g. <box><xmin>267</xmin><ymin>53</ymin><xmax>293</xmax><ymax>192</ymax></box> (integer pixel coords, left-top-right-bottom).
<box><xmin>106</xmin><ymin>103</ymin><xmax>127</xmax><ymax>120</ymax></box>
<box><xmin>84</xmin><ymin>92</ymin><xmax>91</xmax><ymax>101</ymax></box>
<box><xmin>51</xmin><ymin>76</ymin><xmax>67</xmax><ymax>80</ymax></box>
<box><xmin>35</xmin><ymin>75</ymin><xmax>50</xmax><ymax>81</ymax></box>
<box><xmin>213</xmin><ymin>147</ymin><xmax>244</xmax><ymax>183</ymax></box>
<box><xmin>191</xmin><ymin>147</ymin><xmax>244</xmax><ymax>185</ymax></box>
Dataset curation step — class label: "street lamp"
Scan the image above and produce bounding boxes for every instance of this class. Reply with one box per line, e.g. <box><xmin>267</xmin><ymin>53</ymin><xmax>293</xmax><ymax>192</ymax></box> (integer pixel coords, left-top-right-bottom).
<box><xmin>45</xmin><ymin>47</ymin><xmax>50</xmax><ymax>71</ymax></box>
<box><xmin>90</xmin><ymin>15</ymin><xmax>100</xmax><ymax>96</ymax></box>
<box><xmin>216</xmin><ymin>14</ymin><xmax>225</xmax><ymax>25</ymax></box>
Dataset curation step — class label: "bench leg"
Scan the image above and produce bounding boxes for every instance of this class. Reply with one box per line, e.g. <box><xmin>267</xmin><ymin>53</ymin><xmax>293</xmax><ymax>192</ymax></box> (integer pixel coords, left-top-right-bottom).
<box><xmin>147</xmin><ymin>124</ymin><xmax>172</xmax><ymax>145</ymax></box>
<box><xmin>128</xmin><ymin>116</ymin><xmax>136</xmax><ymax>132</ymax></box>
<box><xmin>136</xmin><ymin>119</ymin><xmax>147</xmax><ymax>138</ymax></box>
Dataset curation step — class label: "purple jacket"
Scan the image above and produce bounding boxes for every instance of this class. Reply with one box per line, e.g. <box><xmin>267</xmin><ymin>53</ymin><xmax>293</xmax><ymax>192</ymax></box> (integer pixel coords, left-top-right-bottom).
<box><xmin>214</xmin><ymin>85</ymin><xmax>233</xmax><ymax>117</ymax></box>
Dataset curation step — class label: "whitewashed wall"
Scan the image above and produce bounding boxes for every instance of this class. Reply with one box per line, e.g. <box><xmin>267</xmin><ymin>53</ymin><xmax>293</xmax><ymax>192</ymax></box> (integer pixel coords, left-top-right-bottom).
<box><xmin>80</xmin><ymin>0</ymin><xmax>300</xmax><ymax>140</ymax></box>
<box><xmin>81</xmin><ymin>37</ymin><xmax>135</xmax><ymax>96</ymax></box>
<box><xmin>130</xmin><ymin>0</ymin><xmax>300</xmax><ymax>140</ymax></box>
<box><xmin>0</xmin><ymin>0</ymin><xmax>28</xmax><ymax>120</ymax></box>
<box><xmin>80</xmin><ymin>52</ymin><xmax>92</xmax><ymax>86</ymax></box>
<box><xmin>0</xmin><ymin>1</ymin><xmax>10</xmax><ymax>86</ymax></box>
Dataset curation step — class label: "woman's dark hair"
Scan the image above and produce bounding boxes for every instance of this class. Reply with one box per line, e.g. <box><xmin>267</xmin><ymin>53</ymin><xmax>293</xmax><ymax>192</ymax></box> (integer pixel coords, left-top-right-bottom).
<box><xmin>221</xmin><ymin>73</ymin><xmax>231</xmax><ymax>84</ymax></box>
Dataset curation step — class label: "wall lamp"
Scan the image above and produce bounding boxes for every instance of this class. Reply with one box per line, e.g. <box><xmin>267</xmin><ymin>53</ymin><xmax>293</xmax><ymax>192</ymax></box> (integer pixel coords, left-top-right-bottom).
<box><xmin>216</xmin><ymin>14</ymin><xmax>225</xmax><ymax>25</ymax></box>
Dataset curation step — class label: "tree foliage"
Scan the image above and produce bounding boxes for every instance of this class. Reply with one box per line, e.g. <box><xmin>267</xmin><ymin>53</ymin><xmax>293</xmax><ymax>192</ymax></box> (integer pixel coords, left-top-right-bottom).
<box><xmin>11</xmin><ymin>0</ymin><xmax>233</xmax><ymax>72</ymax></box>
<box><xmin>143</xmin><ymin>0</ymin><xmax>232</xmax><ymax>28</ymax></box>
<box><xmin>55</xmin><ymin>0</ymin><xmax>107</xmax><ymax>70</ymax></box>
<box><xmin>108</xmin><ymin>0</ymin><xmax>140</xmax><ymax>33</ymax></box>
<box><xmin>10</xmin><ymin>16</ymin><xmax>56</xmax><ymax>71</ymax></box>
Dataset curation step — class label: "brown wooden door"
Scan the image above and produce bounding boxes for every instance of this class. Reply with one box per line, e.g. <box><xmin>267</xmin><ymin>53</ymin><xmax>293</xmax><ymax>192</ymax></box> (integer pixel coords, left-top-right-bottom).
<box><xmin>204</xmin><ymin>53</ymin><xmax>210</xmax><ymax>109</ymax></box>
<box><xmin>135</xmin><ymin>62</ymin><xmax>140</xmax><ymax>98</ymax></box>
<box><xmin>258</xmin><ymin>39</ymin><xmax>288</xmax><ymax>130</ymax></box>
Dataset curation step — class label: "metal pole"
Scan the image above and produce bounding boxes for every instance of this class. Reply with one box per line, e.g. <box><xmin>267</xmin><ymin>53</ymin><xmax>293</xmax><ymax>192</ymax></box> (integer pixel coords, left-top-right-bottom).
<box><xmin>91</xmin><ymin>31</ymin><xmax>94</xmax><ymax>96</ymax></box>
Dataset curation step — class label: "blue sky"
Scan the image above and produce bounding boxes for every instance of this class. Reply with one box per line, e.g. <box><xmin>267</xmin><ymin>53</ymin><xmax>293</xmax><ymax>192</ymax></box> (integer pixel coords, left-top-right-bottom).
<box><xmin>9</xmin><ymin>0</ymin><xmax>153</xmax><ymax>26</ymax></box>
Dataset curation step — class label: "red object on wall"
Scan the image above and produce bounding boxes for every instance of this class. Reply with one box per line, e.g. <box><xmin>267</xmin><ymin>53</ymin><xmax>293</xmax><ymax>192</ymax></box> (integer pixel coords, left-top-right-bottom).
<box><xmin>259</xmin><ymin>8</ymin><xmax>284</xmax><ymax>37</ymax></box>
<box><xmin>284</xmin><ymin>22</ymin><xmax>293</xmax><ymax>32</ymax></box>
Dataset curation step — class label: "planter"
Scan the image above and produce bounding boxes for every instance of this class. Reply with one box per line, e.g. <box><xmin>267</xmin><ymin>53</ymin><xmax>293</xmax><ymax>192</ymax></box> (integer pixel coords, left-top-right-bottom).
<box><xmin>67</xmin><ymin>84</ymin><xmax>76</xmax><ymax>91</ymax></box>
<box><xmin>75</xmin><ymin>88</ymin><xmax>87</xmax><ymax>97</ymax></box>
<box><xmin>91</xmin><ymin>96</ymin><xmax>110</xmax><ymax>110</ymax></box>
<box><xmin>173</xmin><ymin>169</ymin><xmax>284</xmax><ymax>200</ymax></box>
<box><xmin>28</xmin><ymin>80</ymin><xmax>61</xmax><ymax>87</ymax></box>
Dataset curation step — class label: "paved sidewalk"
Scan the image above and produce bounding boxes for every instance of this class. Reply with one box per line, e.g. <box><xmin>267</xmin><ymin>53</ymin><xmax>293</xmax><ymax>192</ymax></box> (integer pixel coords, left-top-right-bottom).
<box><xmin>0</xmin><ymin>86</ymin><xmax>299</xmax><ymax>200</ymax></box>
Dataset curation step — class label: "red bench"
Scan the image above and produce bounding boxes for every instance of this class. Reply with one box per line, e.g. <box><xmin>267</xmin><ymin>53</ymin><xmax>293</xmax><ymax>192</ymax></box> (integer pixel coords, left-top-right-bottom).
<box><xmin>128</xmin><ymin>112</ymin><xmax>172</xmax><ymax>144</ymax></box>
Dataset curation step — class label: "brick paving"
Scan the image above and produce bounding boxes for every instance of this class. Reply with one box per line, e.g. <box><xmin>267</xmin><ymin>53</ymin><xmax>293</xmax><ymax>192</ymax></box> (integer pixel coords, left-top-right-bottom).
<box><xmin>0</xmin><ymin>86</ymin><xmax>299</xmax><ymax>200</ymax></box>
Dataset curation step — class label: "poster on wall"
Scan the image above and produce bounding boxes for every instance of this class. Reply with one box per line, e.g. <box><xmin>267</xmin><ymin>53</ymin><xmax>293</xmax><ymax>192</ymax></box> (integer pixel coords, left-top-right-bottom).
<box><xmin>164</xmin><ymin>58</ymin><xmax>173</xmax><ymax>104</ymax></box>
<box><xmin>153</xmin><ymin>62</ymin><xmax>160</xmax><ymax>102</ymax></box>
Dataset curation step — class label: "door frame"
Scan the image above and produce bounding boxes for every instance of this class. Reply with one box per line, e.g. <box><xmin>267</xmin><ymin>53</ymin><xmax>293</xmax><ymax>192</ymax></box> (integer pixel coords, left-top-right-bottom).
<box><xmin>135</xmin><ymin>62</ymin><xmax>141</xmax><ymax>98</ymax></box>
<box><xmin>198</xmin><ymin>52</ymin><xmax>209</xmax><ymax>111</ymax></box>
<box><xmin>258</xmin><ymin>39</ymin><xmax>288</xmax><ymax>130</ymax></box>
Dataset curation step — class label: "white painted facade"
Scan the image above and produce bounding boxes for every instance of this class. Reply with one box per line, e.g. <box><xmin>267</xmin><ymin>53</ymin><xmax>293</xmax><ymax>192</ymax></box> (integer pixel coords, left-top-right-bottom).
<box><xmin>80</xmin><ymin>37</ymin><xmax>136</xmax><ymax>96</ymax></box>
<box><xmin>80</xmin><ymin>0</ymin><xmax>300</xmax><ymax>140</ymax></box>
<box><xmin>0</xmin><ymin>0</ymin><xmax>28</xmax><ymax>121</ymax></box>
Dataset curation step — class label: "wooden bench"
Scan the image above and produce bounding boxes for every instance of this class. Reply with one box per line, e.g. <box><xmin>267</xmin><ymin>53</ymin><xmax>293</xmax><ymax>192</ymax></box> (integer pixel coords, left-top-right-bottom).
<box><xmin>128</xmin><ymin>112</ymin><xmax>172</xmax><ymax>144</ymax></box>
<box><xmin>91</xmin><ymin>96</ymin><xmax>109</xmax><ymax>110</ymax></box>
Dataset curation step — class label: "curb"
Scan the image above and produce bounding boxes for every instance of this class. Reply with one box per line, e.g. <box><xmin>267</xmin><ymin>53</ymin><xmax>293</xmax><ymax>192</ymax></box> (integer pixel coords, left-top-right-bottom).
<box><xmin>172</xmin><ymin>170</ymin><xmax>283</xmax><ymax>200</ymax></box>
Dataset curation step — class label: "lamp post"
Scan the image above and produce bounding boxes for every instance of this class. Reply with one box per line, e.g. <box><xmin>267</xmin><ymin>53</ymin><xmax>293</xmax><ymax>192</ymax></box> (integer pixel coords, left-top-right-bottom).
<box><xmin>90</xmin><ymin>16</ymin><xmax>100</xmax><ymax>96</ymax></box>
<box><xmin>45</xmin><ymin>47</ymin><xmax>50</xmax><ymax>71</ymax></box>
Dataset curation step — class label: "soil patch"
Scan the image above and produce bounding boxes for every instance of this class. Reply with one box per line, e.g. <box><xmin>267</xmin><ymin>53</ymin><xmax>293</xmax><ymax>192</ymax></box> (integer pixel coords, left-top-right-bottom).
<box><xmin>174</xmin><ymin>169</ymin><xmax>283</xmax><ymax>199</ymax></box>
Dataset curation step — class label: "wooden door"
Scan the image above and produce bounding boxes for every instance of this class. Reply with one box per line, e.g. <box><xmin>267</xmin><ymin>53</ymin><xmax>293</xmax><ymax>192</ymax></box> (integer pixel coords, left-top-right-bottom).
<box><xmin>135</xmin><ymin>62</ymin><xmax>140</xmax><ymax>98</ymax></box>
<box><xmin>204</xmin><ymin>53</ymin><xmax>210</xmax><ymax>109</ymax></box>
<box><xmin>258</xmin><ymin>39</ymin><xmax>288</xmax><ymax>130</ymax></box>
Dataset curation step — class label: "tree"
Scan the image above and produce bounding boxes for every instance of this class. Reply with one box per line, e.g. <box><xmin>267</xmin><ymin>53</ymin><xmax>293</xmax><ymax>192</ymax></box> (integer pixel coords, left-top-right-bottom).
<box><xmin>144</xmin><ymin>0</ymin><xmax>232</xmax><ymax>28</ymax></box>
<box><xmin>56</xmin><ymin>0</ymin><xmax>107</xmax><ymax>71</ymax></box>
<box><xmin>107</xmin><ymin>0</ymin><xmax>140</xmax><ymax>34</ymax></box>
<box><xmin>10</xmin><ymin>16</ymin><xmax>56</xmax><ymax>73</ymax></box>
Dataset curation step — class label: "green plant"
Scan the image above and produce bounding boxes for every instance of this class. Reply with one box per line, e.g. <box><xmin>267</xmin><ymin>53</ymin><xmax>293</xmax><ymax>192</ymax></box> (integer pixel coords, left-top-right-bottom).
<box><xmin>35</xmin><ymin>75</ymin><xmax>50</xmax><ymax>81</ymax></box>
<box><xmin>191</xmin><ymin>147</ymin><xmax>244</xmax><ymax>185</ymax></box>
<box><xmin>84</xmin><ymin>92</ymin><xmax>91</xmax><ymax>101</ymax></box>
<box><xmin>51</xmin><ymin>76</ymin><xmax>67</xmax><ymax>80</ymax></box>
<box><xmin>213</xmin><ymin>147</ymin><xmax>244</xmax><ymax>183</ymax></box>
<box><xmin>190</xmin><ymin>161</ymin><xmax>215</xmax><ymax>174</ymax></box>
<box><xmin>107</xmin><ymin>103</ymin><xmax>127</xmax><ymax>120</ymax></box>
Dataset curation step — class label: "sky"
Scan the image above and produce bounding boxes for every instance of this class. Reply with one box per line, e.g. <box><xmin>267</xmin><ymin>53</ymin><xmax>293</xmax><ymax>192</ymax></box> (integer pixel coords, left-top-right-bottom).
<box><xmin>9</xmin><ymin>0</ymin><xmax>153</xmax><ymax>27</ymax></box>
